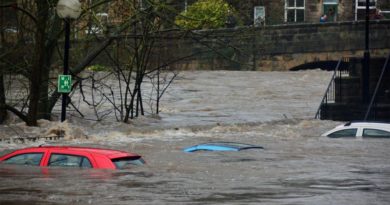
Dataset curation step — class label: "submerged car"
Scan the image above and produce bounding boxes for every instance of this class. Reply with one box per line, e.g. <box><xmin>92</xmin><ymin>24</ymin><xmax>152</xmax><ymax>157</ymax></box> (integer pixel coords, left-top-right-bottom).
<box><xmin>321</xmin><ymin>122</ymin><xmax>390</xmax><ymax>138</ymax></box>
<box><xmin>183</xmin><ymin>141</ymin><xmax>264</xmax><ymax>152</ymax></box>
<box><xmin>0</xmin><ymin>146</ymin><xmax>145</xmax><ymax>170</ymax></box>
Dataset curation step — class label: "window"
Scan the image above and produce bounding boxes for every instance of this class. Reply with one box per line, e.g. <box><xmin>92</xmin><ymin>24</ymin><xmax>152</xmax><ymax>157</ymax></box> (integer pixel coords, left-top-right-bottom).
<box><xmin>285</xmin><ymin>0</ymin><xmax>305</xmax><ymax>23</ymax></box>
<box><xmin>324</xmin><ymin>0</ymin><xmax>338</xmax><ymax>4</ymax></box>
<box><xmin>254</xmin><ymin>6</ymin><xmax>266</xmax><ymax>26</ymax></box>
<box><xmin>4</xmin><ymin>153</ymin><xmax>43</xmax><ymax>166</ymax></box>
<box><xmin>357</xmin><ymin>0</ymin><xmax>376</xmax><ymax>8</ymax></box>
<box><xmin>327</xmin><ymin>128</ymin><xmax>357</xmax><ymax>138</ymax></box>
<box><xmin>323</xmin><ymin>0</ymin><xmax>338</xmax><ymax>22</ymax></box>
<box><xmin>48</xmin><ymin>154</ymin><xmax>92</xmax><ymax>168</ymax></box>
<box><xmin>355</xmin><ymin>0</ymin><xmax>377</xmax><ymax>20</ymax></box>
<box><xmin>363</xmin><ymin>129</ymin><xmax>390</xmax><ymax>138</ymax></box>
<box><xmin>112</xmin><ymin>157</ymin><xmax>145</xmax><ymax>169</ymax></box>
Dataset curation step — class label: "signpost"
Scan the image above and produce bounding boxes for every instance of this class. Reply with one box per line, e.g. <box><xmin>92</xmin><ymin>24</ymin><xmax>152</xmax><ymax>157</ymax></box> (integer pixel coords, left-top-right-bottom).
<box><xmin>58</xmin><ymin>75</ymin><xmax>72</xmax><ymax>93</ymax></box>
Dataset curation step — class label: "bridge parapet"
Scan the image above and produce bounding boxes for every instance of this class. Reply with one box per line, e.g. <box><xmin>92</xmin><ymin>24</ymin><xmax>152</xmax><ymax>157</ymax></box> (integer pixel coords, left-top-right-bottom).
<box><xmin>70</xmin><ymin>20</ymin><xmax>390</xmax><ymax>71</ymax></box>
<box><xmin>169</xmin><ymin>20</ymin><xmax>390</xmax><ymax>71</ymax></box>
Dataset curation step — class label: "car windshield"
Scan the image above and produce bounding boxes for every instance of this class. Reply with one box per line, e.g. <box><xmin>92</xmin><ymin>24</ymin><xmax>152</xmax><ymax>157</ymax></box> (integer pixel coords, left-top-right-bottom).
<box><xmin>112</xmin><ymin>156</ymin><xmax>145</xmax><ymax>169</ymax></box>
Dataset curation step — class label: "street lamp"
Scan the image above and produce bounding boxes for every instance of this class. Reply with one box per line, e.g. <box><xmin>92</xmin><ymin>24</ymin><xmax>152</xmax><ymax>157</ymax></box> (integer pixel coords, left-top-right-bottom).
<box><xmin>363</xmin><ymin>0</ymin><xmax>370</xmax><ymax>103</ymax></box>
<box><xmin>56</xmin><ymin>0</ymin><xmax>81</xmax><ymax>122</ymax></box>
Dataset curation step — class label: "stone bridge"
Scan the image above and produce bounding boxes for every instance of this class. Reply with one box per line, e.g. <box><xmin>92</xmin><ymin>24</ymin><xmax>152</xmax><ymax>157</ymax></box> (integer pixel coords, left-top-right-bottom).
<box><xmin>164</xmin><ymin>20</ymin><xmax>390</xmax><ymax>71</ymax></box>
<box><xmin>79</xmin><ymin>20</ymin><xmax>390</xmax><ymax>71</ymax></box>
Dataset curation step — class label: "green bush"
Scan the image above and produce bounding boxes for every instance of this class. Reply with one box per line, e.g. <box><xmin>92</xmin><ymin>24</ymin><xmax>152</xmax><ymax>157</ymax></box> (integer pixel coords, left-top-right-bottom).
<box><xmin>175</xmin><ymin>0</ymin><xmax>239</xmax><ymax>29</ymax></box>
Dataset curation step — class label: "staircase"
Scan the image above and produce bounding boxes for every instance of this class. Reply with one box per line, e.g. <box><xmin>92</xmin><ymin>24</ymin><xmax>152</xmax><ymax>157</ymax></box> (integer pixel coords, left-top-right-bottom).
<box><xmin>315</xmin><ymin>55</ymin><xmax>390</xmax><ymax>122</ymax></box>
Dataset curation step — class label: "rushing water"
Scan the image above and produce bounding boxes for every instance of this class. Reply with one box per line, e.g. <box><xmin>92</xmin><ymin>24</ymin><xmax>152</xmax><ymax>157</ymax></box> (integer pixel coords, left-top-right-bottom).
<box><xmin>1</xmin><ymin>71</ymin><xmax>390</xmax><ymax>205</ymax></box>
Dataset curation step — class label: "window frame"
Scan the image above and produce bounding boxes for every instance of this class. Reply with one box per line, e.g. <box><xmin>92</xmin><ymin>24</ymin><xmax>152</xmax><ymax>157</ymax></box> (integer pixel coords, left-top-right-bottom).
<box><xmin>285</xmin><ymin>0</ymin><xmax>305</xmax><ymax>23</ymax></box>
<box><xmin>355</xmin><ymin>0</ymin><xmax>377</xmax><ymax>20</ymax></box>
<box><xmin>324</xmin><ymin>0</ymin><xmax>339</xmax><ymax>5</ymax></box>
<box><xmin>356</xmin><ymin>0</ymin><xmax>376</xmax><ymax>9</ymax></box>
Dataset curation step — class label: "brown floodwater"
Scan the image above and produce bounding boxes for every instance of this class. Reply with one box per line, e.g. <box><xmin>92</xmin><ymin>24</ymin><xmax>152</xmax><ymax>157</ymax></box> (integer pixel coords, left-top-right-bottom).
<box><xmin>1</xmin><ymin>71</ymin><xmax>389</xmax><ymax>204</ymax></box>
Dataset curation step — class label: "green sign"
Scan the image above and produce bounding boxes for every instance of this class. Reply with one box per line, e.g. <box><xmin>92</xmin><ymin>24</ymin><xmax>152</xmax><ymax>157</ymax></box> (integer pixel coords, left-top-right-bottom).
<box><xmin>58</xmin><ymin>75</ymin><xmax>72</xmax><ymax>93</ymax></box>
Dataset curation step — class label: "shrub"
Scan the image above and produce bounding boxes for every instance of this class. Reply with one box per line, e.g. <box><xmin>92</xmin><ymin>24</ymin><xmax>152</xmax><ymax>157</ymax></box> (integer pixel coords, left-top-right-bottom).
<box><xmin>175</xmin><ymin>0</ymin><xmax>239</xmax><ymax>29</ymax></box>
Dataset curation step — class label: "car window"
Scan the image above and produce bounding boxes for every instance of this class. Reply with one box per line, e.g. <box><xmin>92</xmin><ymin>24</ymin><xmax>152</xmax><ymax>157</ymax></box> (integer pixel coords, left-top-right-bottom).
<box><xmin>48</xmin><ymin>154</ymin><xmax>92</xmax><ymax>168</ymax></box>
<box><xmin>327</xmin><ymin>128</ymin><xmax>357</xmax><ymax>138</ymax></box>
<box><xmin>363</xmin><ymin>129</ymin><xmax>390</xmax><ymax>138</ymax></box>
<box><xmin>3</xmin><ymin>153</ymin><xmax>43</xmax><ymax>166</ymax></box>
<box><xmin>112</xmin><ymin>157</ymin><xmax>145</xmax><ymax>169</ymax></box>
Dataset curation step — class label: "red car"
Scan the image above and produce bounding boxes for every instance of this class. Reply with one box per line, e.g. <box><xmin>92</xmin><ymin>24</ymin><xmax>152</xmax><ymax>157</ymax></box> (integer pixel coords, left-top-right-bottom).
<box><xmin>0</xmin><ymin>146</ymin><xmax>145</xmax><ymax>170</ymax></box>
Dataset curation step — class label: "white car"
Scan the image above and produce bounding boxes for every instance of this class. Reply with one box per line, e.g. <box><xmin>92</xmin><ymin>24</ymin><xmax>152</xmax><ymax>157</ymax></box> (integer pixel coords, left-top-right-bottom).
<box><xmin>321</xmin><ymin>122</ymin><xmax>390</xmax><ymax>138</ymax></box>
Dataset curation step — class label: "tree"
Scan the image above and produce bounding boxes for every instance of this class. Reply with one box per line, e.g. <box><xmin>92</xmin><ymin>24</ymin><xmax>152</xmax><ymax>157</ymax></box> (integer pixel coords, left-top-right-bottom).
<box><xmin>0</xmin><ymin>0</ymin><xmax>132</xmax><ymax>125</ymax></box>
<box><xmin>0</xmin><ymin>0</ymin><xmax>59</xmax><ymax>126</ymax></box>
<box><xmin>0</xmin><ymin>0</ymin><xmax>181</xmax><ymax>125</ymax></box>
<box><xmin>0</xmin><ymin>0</ymin><xmax>246</xmax><ymax>126</ymax></box>
<box><xmin>175</xmin><ymin>0</ymin><xmax>239</xmax><ymax>29</ymax></box>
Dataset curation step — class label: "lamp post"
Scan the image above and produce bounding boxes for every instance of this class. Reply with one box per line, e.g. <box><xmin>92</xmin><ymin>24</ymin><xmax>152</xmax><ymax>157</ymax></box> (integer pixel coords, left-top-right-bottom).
<box><xmin>363</xmin><ymin>0</ymin><xmax>370</xmax><ymax>103</ymax></box>
<box><xmin>56</xmin><ymin>0</ymin><xmax>81</xmax><ymax>122</ymax></box>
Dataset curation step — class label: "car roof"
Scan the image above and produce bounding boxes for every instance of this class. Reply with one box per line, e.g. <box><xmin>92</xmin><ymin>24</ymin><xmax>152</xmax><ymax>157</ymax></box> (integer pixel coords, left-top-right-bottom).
<box><xmin>321</xmin><ymin>122</ymin><xmax>390</xmax><ymax>136</ymax></box>
<box><xmin>342</xmin><ymin>122</ymin><xmax>390</xmax><ymax>129</ymax></box>
<box><xmin>183</xmin><ymin>141</ymin><xmax>264</xmax><ymax>152</ymax></box>
<box><xmin>16</xmin><ymin>146</ymin><xmax>139</xmax><ymax>159</ymax></box>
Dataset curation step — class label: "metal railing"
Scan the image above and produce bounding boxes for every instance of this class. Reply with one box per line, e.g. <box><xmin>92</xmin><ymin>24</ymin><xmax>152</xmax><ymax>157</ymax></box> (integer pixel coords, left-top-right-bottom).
<box><xmin>314</xmin><ymin>57</ymin><xmax>349</xmax><ymax>119</ymax></box>
<box><xmin>364</xmin><ymin>53</ymin><xmax>390</xmax><ymax>121</ymax></box>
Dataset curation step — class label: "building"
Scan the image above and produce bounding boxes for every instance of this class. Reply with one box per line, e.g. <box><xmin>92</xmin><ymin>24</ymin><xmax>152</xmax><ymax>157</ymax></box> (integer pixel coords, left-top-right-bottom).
<box><xmin>222</xmin><ymin>0</ymin><xmax>390</xmax><ymax>26</ymax></box>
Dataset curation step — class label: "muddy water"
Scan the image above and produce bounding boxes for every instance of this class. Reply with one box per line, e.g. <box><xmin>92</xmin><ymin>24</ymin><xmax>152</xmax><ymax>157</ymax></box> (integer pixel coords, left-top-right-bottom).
<box><xmin>1</xmin><ymin>71</ymin><xmax>390</xmax><ymax>204</ymax></box>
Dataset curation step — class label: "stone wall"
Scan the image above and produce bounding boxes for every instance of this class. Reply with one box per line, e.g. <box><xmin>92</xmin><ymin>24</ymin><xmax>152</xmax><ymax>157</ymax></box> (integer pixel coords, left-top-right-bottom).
<box><xmin>67</xmin><ymin>20</ymin><xmax>390</xmax><ymax>71</ymax></box>
<box><xmin>168</xmin><ymin>20</ymin><xmax>390</xmax><ymax>71</ymax></box>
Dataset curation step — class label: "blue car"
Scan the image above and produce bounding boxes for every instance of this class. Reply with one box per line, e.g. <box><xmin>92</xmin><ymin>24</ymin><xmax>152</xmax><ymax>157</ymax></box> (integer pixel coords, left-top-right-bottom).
<box><xmin>183</xmin><ymin>142</ymin><xmax>264</xmax><ymax>152</ymax></box>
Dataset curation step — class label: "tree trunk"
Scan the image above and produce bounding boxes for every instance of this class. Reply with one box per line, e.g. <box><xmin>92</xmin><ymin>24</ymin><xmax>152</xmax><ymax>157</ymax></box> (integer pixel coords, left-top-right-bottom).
<box><xmin>26</xmin><ymin>2</ymin><xmax>49</xmax><ymax>126</ymax></box>
<box><xmin>36</xmin><ymin>38</ymin><xmax>56</xmax><ymax>120</ymax></box>
<box><xmin>37</xmin><ymin>16</ymin><xmax>62</xmax><ymax>120</ymax></box>
<box><xmin>0</xmin><ymin>74</ymin><xmax>6</xmax><ymax>123</ymax></box>
<box><xmin>0</xmin><ymin>9</ymin><xmax>6</xmax><ymax>124</ymax></box>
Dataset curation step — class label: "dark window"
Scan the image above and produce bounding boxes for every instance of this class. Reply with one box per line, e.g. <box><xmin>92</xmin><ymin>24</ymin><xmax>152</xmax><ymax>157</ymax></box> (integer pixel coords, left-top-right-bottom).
<box><xmin>48</xmin><ymin>154</ymin><xmax>92</xmax><ymax>168</ymax></box>
<box><xmin>296</xmin><ymin>9</ymin><xmax>305</xmax><ymax>22</ymax></box>
<box><xmin>287</xmin><ymin>0</ymin><xmax>295</xmax><ymax>7</ymax></box>
<box><xmin>287</xmin><ymin>10</ymin><xmax>295</xmax><ymax>22</ymax></box>
<box><xmin>296</xmin><ymin>0</ymin><xmax>304</xmax><ymax>7</ymax></box>
<box><xmin>4</xmin><ymin>153</ymin><xmax>43</xmax><ymax>166</ymax></box>
<box><xmin>285</xmin><ymin>0</ymin><xmax>305</xmax><ymax>22</ymax></box>
<box><xmin>328</xmin><ymin>128</ymin><xmax>357</xmax><ymax>138</ymax></box>
<box><xmin>363</xmin><ymin>129</ymin><xmax>390</xmax><ymax>138</ymax></box>
<box><xmin>357</xmin><ymin>0</ymin><xmax>376</xmax><ymax>7</ymax></box>
<box><xmin>112</xmin><ymin>157</ymin><xmax>145</xmax><ymax>169</ymax></box>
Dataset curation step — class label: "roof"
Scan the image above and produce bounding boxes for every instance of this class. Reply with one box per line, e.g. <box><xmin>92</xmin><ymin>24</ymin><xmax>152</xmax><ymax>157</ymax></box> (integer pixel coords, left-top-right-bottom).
<box><xmin>343</xmin><ymin>122</ymin><xmax>390</xmax><ymax>129</ymax></box>
<box><xmin>22</xmin><ymin>146</ymin><xmax>138</xmax><ymax>159</ymax></box>
<box><xmin>321</xmin><ymin>122</ymin><xmax>390</xmax><ymax>137</ymax></box>
<box><xmin>183</xmin><ymin>142</ymin><xmax>264</xmax><ymax>152</ymax></box>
